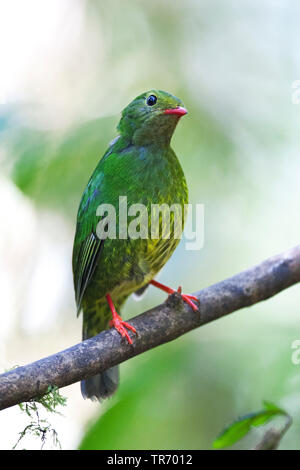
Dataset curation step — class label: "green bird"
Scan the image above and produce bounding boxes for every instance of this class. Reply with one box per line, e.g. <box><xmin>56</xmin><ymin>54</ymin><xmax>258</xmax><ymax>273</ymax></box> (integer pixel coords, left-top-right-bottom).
<box><xmin>72</xmin><ymin>90</ymin><xmax>198</xmax><ymax>401</ymax></box>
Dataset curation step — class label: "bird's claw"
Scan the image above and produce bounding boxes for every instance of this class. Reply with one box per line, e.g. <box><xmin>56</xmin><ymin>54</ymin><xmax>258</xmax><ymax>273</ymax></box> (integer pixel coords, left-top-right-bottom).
<box><xmin>109</xmin><ymin>314</ymin><xmax>137</xmax><ymax>345</ymax></box>
<box><xmin>174</xmin><ymin>286</ymin><xmax>199</xmax><ymax>311</ymax></box>
<box><xmin>180</xmin><ymin>293</ymin><xmax>199</xmax><ymax>311</ymax></box>
<box><xmin>150</xmin><ymin>279</ymin><xmax>199</xmax><ymax>312</ymax></box>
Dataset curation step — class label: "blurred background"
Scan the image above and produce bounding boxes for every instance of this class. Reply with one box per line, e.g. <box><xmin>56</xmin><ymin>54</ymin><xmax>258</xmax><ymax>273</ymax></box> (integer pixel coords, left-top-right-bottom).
<box><xmin>0</xmin><ymin>0</ymin><xmax>300</xmax><ymax>450</ymax></box>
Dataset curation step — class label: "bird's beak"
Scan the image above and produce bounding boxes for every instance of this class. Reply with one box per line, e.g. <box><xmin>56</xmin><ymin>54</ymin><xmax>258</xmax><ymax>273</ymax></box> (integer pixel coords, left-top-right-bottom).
<box><xmin>163</xmin><ymin>106</ymin><xmax>188</xmax><ymax>117</ymax></box>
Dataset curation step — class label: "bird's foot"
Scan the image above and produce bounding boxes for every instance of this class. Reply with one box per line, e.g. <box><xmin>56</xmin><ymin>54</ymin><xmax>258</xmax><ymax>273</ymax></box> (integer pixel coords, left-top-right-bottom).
<box><xmin>106</xmin><ymin>293</ymin><xmax>137</xmax><ymax>345</ymax></box>
<box><xmin>109</xmin><ymin>314</ymin><xmax>137</xmax><ymax>345</ymax></box>
<box><xmin>175</xmin><ymin>286</ymin><xmax>199</xmax><ymax>311</ymax></box>
<box><xmin>150</xmin><ymin>280</ymin><xmax>199</xmax><ymax>312</ymax></box>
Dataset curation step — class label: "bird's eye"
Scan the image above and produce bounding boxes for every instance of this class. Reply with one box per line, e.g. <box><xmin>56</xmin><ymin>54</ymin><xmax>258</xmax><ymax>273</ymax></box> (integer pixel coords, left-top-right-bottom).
<box><xmin>146</xmin><ymin>95</ymin><xmax>157</xmax><ymax>106</ymax></box>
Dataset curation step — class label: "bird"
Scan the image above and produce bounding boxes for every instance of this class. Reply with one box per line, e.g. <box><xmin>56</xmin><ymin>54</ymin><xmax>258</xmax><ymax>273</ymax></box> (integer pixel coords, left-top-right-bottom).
<box><xmin>72</xmin><ymin>90</ymin><xmax>199</xmax><ymax>401</ymax></box>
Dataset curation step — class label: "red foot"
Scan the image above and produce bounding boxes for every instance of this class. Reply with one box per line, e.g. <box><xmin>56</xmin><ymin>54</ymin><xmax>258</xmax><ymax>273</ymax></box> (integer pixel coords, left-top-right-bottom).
<box><xmin>150</xmin><ymin>280</ymin><xmax>199</xmax><ymax>312</ymax></box>
<box><xmin>106</xmin><ymin>294</ymin><xmax>137</xmax><ymax>345</ymax></box>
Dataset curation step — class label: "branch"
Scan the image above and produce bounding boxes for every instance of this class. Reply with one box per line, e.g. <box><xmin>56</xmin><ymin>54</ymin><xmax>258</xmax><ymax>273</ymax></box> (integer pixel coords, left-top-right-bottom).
<box><xmin>253</xmin><ymin>414</ymin><xmax>293</xmax><ymax>450</ymax></box>
<box><xmin>1</xmin><ymin>245</ymin><xmax>300</xmax><ymax>411</ymax></box>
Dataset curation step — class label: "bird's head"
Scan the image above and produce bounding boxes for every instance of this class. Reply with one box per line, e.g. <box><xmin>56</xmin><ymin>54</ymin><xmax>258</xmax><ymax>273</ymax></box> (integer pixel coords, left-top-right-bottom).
<box><xmin>117</xmin><ymin>90</ymin><xmax>187</xmax><ymax>145</ymax></box>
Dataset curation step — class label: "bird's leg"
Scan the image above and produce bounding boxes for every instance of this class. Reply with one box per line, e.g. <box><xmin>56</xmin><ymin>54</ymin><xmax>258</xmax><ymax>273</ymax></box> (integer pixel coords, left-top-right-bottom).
<box><xmin>149</xmin><ymin>279</ymin><xmax>199</xmax><ymax>311</ymax></box>
<box><xmin>106</xmin><ymin>293</ymin><xmax>137</xmax><ymax>345</ymax></box>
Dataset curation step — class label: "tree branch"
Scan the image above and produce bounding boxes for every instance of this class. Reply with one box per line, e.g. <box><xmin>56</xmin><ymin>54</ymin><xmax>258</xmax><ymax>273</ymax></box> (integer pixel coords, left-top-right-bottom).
<box><xmin>1</xmin><ymin>245</ymin><xmax>300</xmax><ymax>411</ymax></box>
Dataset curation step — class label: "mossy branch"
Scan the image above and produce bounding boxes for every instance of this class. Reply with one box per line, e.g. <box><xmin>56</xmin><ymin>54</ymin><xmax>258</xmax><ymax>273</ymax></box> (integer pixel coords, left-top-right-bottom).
<box><xmin>0</xmin><ymin>245</ymin><xmax>299</xmax><ymax>410</ymax></box>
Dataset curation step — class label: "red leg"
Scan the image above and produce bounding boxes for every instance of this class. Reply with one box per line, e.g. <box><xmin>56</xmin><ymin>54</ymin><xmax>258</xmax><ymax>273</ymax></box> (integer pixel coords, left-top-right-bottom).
<box><xmin>106</xmin><ymin>293</ymin><xmax>137</xmax><ymax>345</ymax></box>
<box><xmin>149</xmin><ymin>279</ymin><xmax>199</xmax><ymax>312</ymax></box>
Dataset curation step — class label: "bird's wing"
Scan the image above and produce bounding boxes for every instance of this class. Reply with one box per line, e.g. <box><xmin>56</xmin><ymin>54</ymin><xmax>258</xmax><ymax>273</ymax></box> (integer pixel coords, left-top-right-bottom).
<box><xmin>73</xmin><ymin>231</ymin><xmax>104</xmax><ymax>313</ymax></box>
<box><xmin>73</xmin><ymin>142</ymin><xmax>139</xmax><ymax>313</ymax></box>
<box><xmin>72</xmin><ymin>170</ymin><xmax>106</xmax><ymax>314</ymax></box>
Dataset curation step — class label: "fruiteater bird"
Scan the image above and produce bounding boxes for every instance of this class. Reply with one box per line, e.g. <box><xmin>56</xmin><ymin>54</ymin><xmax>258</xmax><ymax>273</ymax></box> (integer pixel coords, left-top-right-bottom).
<box><xmin>72</xmin><ymin>90</ymin><xmax>199</xmax><ymax>401</ymax></box>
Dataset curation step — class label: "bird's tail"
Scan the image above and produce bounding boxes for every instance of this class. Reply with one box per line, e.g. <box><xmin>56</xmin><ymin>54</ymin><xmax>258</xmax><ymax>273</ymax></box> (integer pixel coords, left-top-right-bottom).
<box><xmin>80</xmin><ymin>300</ymin><xmax>119</xmax><ymax>401</ymax></box>
<box><xmin>81</xmin><ymin>364</ymin><xmax>119</xmax><ymax>401</ymax></box>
